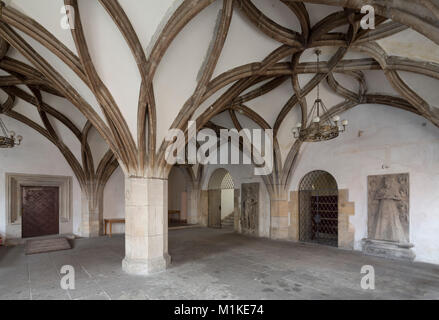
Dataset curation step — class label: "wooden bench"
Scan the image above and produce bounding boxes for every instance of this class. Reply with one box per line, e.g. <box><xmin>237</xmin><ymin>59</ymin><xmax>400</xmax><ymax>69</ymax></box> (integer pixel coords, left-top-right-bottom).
<box><xmin>104</xmin><ymin>219</ymin><xmax>125</xmax><ymax>237</ymax></box>
<box><xmin>104</xmin><ymin>211</ymin><xmax>183</xmax><ymax>237</ymax></box>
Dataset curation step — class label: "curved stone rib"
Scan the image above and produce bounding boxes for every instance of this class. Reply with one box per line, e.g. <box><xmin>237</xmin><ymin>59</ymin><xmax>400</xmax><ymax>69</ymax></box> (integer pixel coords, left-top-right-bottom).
<box><xmin>0</xmin><ymin>76</ymin><xmax>44</xmax><ymax>87</ymax></box>
<box><xmin>290</xmin><ymin>52</ymin><xmax>308</xmax><ymax>127</ymax></box>
<box><xmin>326</xmin><ymin>72</ymin><xmax>360</xmax><ymax>102</ymax></box>
<box><xmin>343</xmin><ymin>70</ymin><xmax>367</xmax><ymax>96</ymax></box>
<box><xmin>280</xmin><ymin>0</ymin><xmax>311</xmax><ymax>41</ymax></box>
<box><xmin>232</xmin><ymin>76</ymin><xmax>289</xmax><ymax>105</ymax></box>
<box><xmin>280</xmin><ymin>139</ymin><xmax>302</xmax><ymax>190</ymax></box>
<box><xmin>387</xmin><ymin>57</ymin><xmax>439</xmax><ymax>81</ymax></box>
<box><xmin>274</xmin><ymin>47</ymin><xmax>348</xmax><ymax>135</ymax></box>
<box><xmin>2</xmin><ymin>86</ymin><xmax>81</xmax><ymax>140</ymax></box>
<box><xmin>147</xmin><ymin>0</ymin><xmax>216</xmax><ymax>80</ymax></box>
<box><xmin>81</xmin><ymin>121</ymin><xmax>96</xmax><ymax>182</ymax></box>
<box><xmin>5</xmin><ymin>109</ymin><xmax>86</xmax><ymax>188</ymax></box>
<box><xmin>164</xmin><ymin>0</ymin><xmax>234</xmax><ymax>164</ymax></box>
<box><xmin>0</xmin><ymin>57</ymin><xmax>46</xmax><ymax>81</ymax></box>
<box><xmin>228</xmin><ymin>109</ymin><xmax>243</xmax><ymax>132</ymax></box>
<box><xmin>283</xmin><ymin>1</ymin><xmax>439</xmax><ymax>45</ymax></box>
<box><xmin>309</xmin><ymin>10</ymin><xmax>349</xmax><ymax>44</ymax></box>
<box><xmin>296</xmin><ymin>58</ymin><xmax>381</xmax><ymax>73</ymax></box>
<box><xmin>0</xmin><ymin>22</ymin><xmax>120</xmax><ymax>165</ymax></box>
<box><xmin>229</xmin><ymin>104</ymin><xmax>283</xmax><ymax>190</ymax></box>
<box><xmin>353</xmin><ymin>42</ymin><xmax>439</xmax><ymax>127</ymax></box>
<box><xmin>1</xmin><ymin>6</ymin><xmax>88</xmax><ymax>83</ymax></box>
<box><xmin>236</xmin><ymin>0</ymin><xmax>303</xmax><ymax>47</ymax></box>
<box><xmin>65</xmin><ymin>0</ymin><xmax>138</xmax><ymax>174</ymax></box>
<box><xmin>325</xmin><ymin>71</ymin><xmax>419</xmax><ymax>115</ymax></box>
<box><xmin>419</xmin><ymin>0</ymin><xmax>439</xmax><ymax>20</ymax></box>
<box><xmin>355</xmin><ymin>21</ymin><xmax>408</xmax><ymax>44</ymax></box>
<box><xmin>98</xmin><ymin>0</ymin><xmax>155</xmax><ymax>174</ymax></box>
<box><xmin>229</xmin><ymin>104</ymin><xmax>271</xmax><ymax>130</ymax></box>
<box><xmin>0</xmin><ymin>92</ymin><xmax>14</xmax><ymax>113</ymax></box>
<box><xmin>155</xmin><ymin>46</ymin><xmax>301</xmax><ymax>173</ymax></box>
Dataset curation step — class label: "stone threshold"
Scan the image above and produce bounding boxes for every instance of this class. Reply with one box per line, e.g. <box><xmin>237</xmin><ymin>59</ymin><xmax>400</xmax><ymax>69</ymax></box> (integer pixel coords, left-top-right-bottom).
<box><xmin>4</xmin><ymin>234</ymin><xmax>77</xmax><ymax>247</ymax></box>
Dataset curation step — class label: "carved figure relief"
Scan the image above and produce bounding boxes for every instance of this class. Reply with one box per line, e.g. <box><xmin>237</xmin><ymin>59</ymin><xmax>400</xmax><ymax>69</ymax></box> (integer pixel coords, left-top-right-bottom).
<box><xmin>241</xmin><ymin>183</ymin><xmax>259</xmax><ymax>235</ymax></box>
<box><xmin>368</xmin><ymin>174</ymin><xmax>409</xmax><ymax>243</ymax></box>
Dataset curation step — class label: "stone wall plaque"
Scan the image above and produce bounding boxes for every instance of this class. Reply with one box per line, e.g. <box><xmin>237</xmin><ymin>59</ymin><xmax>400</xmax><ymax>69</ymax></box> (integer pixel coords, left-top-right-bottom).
<box><xmin>364</xmin><ymin>173</ymin><xmax>414</xmax><ymax>261</ymax></box>
<box><xmin>368</xmin><ymin>173</ymin><xmax>409</xmax><ymax>243</ymax></box>
<box><xmin>241</xmin><ymin>183</ymin><xmax>259</xmax><ymax>235</ymax></box>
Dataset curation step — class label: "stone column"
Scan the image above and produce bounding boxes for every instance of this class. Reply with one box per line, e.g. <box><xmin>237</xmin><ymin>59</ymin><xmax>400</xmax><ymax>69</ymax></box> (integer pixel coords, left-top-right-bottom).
<box><xmin>234</xmin><ymin>189</ymin><xmax>240</xmax><ymax>232</ymax></box>
<box><xmin>288</xmin><ymin>191</ymin><xmax>300</xmax><ymax>241</ymax></box>
<box><xmin>122</xmin><ymin>177</ymin><xmax>171</xmax><ymax>275</ymax></box>
<box><xmin>187</xmin><ymin>182</ymin><xmax>200</xmax><ymax>225</ymax></box>
<box><xmin>270</xmin><ymin>197</ymin><xmax>290</xmax><ymax>240</ymax></box>
<box><xmin>81</xmin><ymin>188</ymin><xmax>100</xmax><ymax>238</ymax></box>
<box><xmin>199</xmin><ymin>190</ymin><xmax>209</xmax><ymax>227</ymax></box>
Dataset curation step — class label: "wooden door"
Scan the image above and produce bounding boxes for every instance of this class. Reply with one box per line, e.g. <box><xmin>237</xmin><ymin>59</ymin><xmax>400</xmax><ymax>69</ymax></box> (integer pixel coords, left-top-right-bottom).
<box><xmin>22</xmin><ymin>186</ymin><xmax>59</xmax><ymax>238</ymax></box>
<box><xmin>208</xmin><ymin>189</ymin><xmax>222</xmax><ymax>228</ymax></box>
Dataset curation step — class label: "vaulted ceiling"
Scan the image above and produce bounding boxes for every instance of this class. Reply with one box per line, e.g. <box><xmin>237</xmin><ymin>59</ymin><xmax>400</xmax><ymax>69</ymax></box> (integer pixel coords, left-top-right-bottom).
<box><xmin>0</xmin><ymin>0</ymin><xmax>438</xmax><ymax>197</ymax></box>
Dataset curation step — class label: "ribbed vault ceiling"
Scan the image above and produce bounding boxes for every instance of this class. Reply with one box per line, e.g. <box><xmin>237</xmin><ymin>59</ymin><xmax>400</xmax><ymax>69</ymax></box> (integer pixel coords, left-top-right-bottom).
<box><xmin>0</xmin><ymin>0</ymin><xmax>438</xmax><ymax>198</ymax></box>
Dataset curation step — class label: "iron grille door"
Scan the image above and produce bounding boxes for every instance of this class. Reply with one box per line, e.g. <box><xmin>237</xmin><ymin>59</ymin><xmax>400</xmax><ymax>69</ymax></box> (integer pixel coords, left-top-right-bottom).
<box><xmin>299</xmin><ymin>171</ymin><xmax>338</xmax><ymax>247</ymax></box>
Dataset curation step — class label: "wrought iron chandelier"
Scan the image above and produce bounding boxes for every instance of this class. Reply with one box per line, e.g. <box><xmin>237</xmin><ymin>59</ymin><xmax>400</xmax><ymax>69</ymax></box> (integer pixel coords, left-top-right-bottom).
<box><xmin>293</xmin><ymin>50</ymin><xmax>348</xmax><ymax>142</ymax></box>
<box><xmin>0</xmin><ymin>116</ymin><xmax>22</xmax><ymax>148</ymax></box>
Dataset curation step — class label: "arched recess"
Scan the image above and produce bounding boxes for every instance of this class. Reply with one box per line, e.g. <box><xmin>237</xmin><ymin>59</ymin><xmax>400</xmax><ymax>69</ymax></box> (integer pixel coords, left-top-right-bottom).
<box><xmin>207</xmin><ymin>168</ymin><xmax>235</xmax><ymax>229</ymax></box>
<box><xmin>168</xmin><ymin>166</ymin><xmax>188</xmax><ymax>225</ymax></box>
<box><xmin>299</xmin><ymin>170</ymin><xmax>339</xmax><ymax>247</ymax></box>
<box><xmin>168</xmin><ymin>165</ymin><xmax>200</xmax><ymax>226</ymax></box>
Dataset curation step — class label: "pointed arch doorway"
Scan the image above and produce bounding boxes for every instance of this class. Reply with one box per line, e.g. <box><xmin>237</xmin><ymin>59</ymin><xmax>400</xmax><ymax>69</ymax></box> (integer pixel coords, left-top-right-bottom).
<box><xmin>207</xmin><ymin>169</ymin><xmax>235</xmax><ymax>229</ymax></box>
<box><xmin>299</xmin><ymin>170</ymin><xmax>339</xmax><ymax>247</ymax></box>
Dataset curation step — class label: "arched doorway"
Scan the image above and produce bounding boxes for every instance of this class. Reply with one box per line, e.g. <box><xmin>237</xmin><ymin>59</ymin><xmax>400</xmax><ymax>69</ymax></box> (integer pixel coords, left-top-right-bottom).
<box><xmin>299</xmin><ymin>171</ymin><xmax>338</xmax><ymax>247</ymax></box>
<box><xmin>168</xmin><ymin>166</ymin><xmax>190</xmax><ymax>227</ymax></box>
<box><xmin>208</xmin><ymin>169</ymin><xmax>235</xmax><ymax>229</ymax></box>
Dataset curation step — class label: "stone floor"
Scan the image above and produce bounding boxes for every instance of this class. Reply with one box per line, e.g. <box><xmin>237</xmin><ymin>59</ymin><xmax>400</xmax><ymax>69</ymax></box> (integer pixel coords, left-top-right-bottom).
<box><xmin>0</xmin><ymin>228</ymin><xmax>438</xmax><ymax>300</ymax></box>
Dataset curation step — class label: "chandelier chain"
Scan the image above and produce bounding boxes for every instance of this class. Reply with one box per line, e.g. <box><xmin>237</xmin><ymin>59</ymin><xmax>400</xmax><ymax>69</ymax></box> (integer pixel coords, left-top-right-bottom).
<box><xmin>292</xmin><ymin>49</ymin><xmax>348</xmax><ymax>143</ymax></box>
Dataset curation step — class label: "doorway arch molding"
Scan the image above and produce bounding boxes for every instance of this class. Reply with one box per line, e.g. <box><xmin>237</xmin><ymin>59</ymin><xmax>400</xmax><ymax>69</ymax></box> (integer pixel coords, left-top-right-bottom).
<box><xmin>206</xmin><ymin>168</ymin><xmax>236</xmax><ymax>229</ymax></box>
<box><xmin>299</xmin><ymin>170</ymin><xmax>339</xmax><ymax>247</ymax></box>
<box><xmin>208</xmin><ymin>168</ymin><xmax>235</xmax><ymax>191</ymax></box>
<box><xmin>5</xmin><ymin>173</ymin><xmax>73</xmax><ymax>240</ymax></box>
<box><xmin>290</xmin><ymin>169</ymin><xmax>356</xmax><ymax>250</ymax></box>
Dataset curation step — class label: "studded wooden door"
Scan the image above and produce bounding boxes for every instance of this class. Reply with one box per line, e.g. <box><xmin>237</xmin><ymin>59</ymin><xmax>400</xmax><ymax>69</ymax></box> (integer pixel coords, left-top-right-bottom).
<box><xmin>22</xmin><ymin>186</ymin><xmax>59</xmax><ymax>238</ymax></box>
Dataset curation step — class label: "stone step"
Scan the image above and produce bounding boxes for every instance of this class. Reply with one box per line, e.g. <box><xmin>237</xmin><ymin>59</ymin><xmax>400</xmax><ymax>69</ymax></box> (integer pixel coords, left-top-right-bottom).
<box><xmin>221</xmin><ymin>213</ymin><xmax>235</xmax><ymax>228</ymax></box>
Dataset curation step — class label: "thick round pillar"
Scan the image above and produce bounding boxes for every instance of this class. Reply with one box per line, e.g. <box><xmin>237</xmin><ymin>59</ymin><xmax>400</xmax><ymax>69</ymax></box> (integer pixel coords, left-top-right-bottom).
<box><xmin>122</xmin><ymin>177</ymin><xmax>171</xmax><ymax>275</ymax></box>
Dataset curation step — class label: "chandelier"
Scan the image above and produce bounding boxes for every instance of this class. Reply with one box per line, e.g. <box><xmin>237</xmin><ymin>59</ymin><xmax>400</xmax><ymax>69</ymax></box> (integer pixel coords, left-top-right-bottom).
<box><xmin>0</xmin><ymin>116</ymin><xmax>22</xmax><ymax>148</ymax></box>
<box><xmin>293</xmin><ymin>50</ymin><xmax>348</xmax><ymax>142</ymax></box>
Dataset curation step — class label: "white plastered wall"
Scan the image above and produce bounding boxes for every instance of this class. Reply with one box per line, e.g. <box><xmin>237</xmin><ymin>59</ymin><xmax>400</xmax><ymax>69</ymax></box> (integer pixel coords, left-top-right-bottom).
<box><xmin>0</xmin><ymin>116</ymin><xmax>81</xmax><ymax>239</ymax></box>
<box><xmin>103</xmin><ymin>166</ymin><xmax>125</xmax><ymax>234</ymax></box>
<box><xmin>288</xmin><ymin>105</ymin><xmax>439</xmax><ymax>265</ymax></box>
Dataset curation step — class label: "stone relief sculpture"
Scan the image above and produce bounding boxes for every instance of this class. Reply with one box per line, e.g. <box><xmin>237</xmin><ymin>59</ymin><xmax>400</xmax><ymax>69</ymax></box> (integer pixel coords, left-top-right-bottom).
<box><xmin>241</xmin><ymin>183</ymin><xmax>259</xmax><ymax>235</ymax></box>
<box><xmin>368</xmin><ymin>174</ymin><xmax>409</xmax><ymax>244</ymax></box>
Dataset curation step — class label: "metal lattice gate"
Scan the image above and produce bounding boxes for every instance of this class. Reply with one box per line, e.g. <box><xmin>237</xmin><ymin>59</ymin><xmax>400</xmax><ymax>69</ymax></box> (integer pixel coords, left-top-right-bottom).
<box><xmin>299</xmin><ymin>171</ymin><xmax>338</xmax><ymax>247</ymax></box>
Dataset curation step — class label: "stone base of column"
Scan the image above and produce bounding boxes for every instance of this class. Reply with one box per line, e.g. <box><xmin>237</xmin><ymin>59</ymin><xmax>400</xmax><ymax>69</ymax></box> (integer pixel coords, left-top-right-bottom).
<box><xmin>81</xmin><ymin>221</ymin><xmax>100</xmax><ymax>238</ymax></box>
<box><xmin>270</xmin><ymin>199</ymin><xmax>290</xmax><ymax>240</ymax></box>
<box><xmin>362</xmin><ymin>239</ymin><xmax>415</xmax><ymax>262</ymax></box>
<box><xmin>122</xmin><ymin>253</ymin><xmax>171</xmax><ymax>276</ymax></box>
<box><xmin>123</xmin><ymin>177</ymin><xmax>170</xmax><ymax>276</ymax></box>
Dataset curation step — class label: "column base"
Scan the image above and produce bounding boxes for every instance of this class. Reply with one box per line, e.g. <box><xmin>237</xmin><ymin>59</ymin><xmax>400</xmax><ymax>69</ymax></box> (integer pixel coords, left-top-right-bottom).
<box><xmin>362</xmin><ymin>239</ymin><xmax>415</xmax><ymax>262</ymax></box>
<box><xmin>122</xmin><ymin>254</ymin><xmax>171</xmax><ymax>276</ymax></box>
